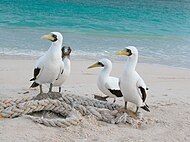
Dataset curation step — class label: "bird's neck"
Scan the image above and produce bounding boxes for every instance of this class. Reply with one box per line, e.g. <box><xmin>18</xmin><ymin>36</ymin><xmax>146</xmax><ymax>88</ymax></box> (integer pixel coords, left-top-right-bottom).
<box><xmin>63</xmin><ymin>55</ymin><xmax>70</xmax><ymax>60</ymax></box>
<box><xmin>125</xmin><ymin>55</ymin><xmax>138</xmax><ymax>72</ymax></box>
<box><xmin>48</xmin><ymin>41</ymin><xmax>62</xmax><ymax>59</ymax></box>
<box><xmin>52</xmin><ymin>40</ymin><xmax>62</xmax><ymax>47</ymax></box>
<box><xmin>99</xmin><ymin>65</ymin><xmax>112</xmax><ymax>79</ymax></box>
<box><xmin>63</xmin><ymin>57</ymin><xmax>71</xmax><ymax>69</ymax></box>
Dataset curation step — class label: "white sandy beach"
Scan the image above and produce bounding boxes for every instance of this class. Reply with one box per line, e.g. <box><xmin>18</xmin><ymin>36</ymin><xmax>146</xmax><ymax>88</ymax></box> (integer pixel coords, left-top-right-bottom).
<box><xmin>0</xmin><ymin>55</ymin><xmax>190</xmax><ymax>142</ymax></box>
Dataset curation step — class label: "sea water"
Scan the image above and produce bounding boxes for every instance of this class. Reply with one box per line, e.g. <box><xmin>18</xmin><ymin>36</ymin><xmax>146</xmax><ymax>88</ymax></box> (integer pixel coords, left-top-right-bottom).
<box><xmin>0</xmin><ymin>0</ymin><xmax>190</xmax><ymax>68</ymax></box>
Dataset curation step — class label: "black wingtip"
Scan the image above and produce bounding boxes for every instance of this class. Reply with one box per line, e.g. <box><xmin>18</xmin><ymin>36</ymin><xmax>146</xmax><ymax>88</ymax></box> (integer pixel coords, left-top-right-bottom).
<box><xmin>30</xmin><ymin>78</ymin><xmax>35</xmax><ymax>81</ymax></box>
<box><xmin>141</xmin><ymin>105</ymin><xmax>150</xmax><ymax>112</ymax></box>
<box><xmin>30</xmin><ymin>82</ymin><xmax>39</xmax><ymax>88</ymax></box>
<box><xmin>108</xmin><ymin>89</ymin><xmax>123</xmax><ymax>97</ymax></box>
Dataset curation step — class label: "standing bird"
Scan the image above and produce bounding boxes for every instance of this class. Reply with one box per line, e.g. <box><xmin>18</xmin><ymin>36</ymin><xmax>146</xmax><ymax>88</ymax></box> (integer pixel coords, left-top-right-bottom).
<box><xmin>88</xmin><ymin>58</ymin><xmax>123</xmax><ymax>103</ymax></box>
<box><xmin>117</xmin><ymin>46</ymin><xmax>150</xmax><ymax>114</ymax></box>
<box><xmin>30</xmin><ymin>32</ymin><xmax>63</xmax><ymax>94</ymax></box>
<box><xmin>53</xmin><ymin>46</ymin><xmax>71</xmax><ymax>92</ymax></box>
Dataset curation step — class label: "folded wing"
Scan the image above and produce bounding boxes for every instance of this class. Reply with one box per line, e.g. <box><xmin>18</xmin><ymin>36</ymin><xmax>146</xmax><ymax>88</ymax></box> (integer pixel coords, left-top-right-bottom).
<box><xmin>106</xmin><ymin>77</ymin><xmax>123</xmax><ymax>97</ymax></box>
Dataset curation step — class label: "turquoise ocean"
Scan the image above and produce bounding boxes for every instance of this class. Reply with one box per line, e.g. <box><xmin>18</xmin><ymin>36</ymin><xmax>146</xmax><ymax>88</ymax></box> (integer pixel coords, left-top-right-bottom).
<box><xmin>0</xmin><ymin>0</ymin><xmax>190</xmax><ymax>68</ymax></box>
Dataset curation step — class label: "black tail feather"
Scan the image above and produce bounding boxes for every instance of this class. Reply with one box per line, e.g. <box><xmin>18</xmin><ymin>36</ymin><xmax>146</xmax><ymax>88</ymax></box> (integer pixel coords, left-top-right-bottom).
<box><xmin>141</xmin><ymin>105</ymin><xmax>150</xmax><ymax>112</ymax></box>
<box><xmin>30</xmin><ymin>82</ymin><xmax>39</xmax><ymax>88</ymax></box>
<box><xmin>30</xmin><ymin>78</ymin><xmax>35</xmax><ymax>81</ymax></box>
<box><xmin>145</xmin><ymin>103</ymin><xmax>149</xmax><ymax>108</ymax></box>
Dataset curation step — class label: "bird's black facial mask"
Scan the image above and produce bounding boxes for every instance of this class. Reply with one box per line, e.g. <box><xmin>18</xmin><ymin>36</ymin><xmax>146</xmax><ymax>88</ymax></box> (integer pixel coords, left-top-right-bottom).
<box><xmin>98</xmin><ymin>62</ymin><xmax>104</xmax><ymax>67</ymax></box>
<box><xmin>61</xmin><ymin>46</ymin><xmax>72</xmax><ymax>58</ymax></box>
<box><xmin>126</xmin><ymin>49</ymin><xmax>132</xmax><ymax>56</ymax></box>
<box><xmin>51</xmin><ymin>34</ymin><xmax>58</xmax><ymax>42</ymax></box>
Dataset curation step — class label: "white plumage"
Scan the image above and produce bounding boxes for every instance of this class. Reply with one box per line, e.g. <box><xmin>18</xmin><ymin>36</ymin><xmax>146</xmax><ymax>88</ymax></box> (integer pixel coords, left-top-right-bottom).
<box><xmin>30</xmin><ymin>32</ymin><xmax>63</xmax><ymax>93</ymax></box>
<box><xmin>88</xmin><ymin>58</ymin><xmax>123</xmax><ymax>102</ymax></box>
<box><xmin>53</xmin><ymin>46</ymin><xmax>71</xmax><ymax>92</ymax></box>
<box><xmin>117</xmin><ymin>46</ymin><xmax>150</xmax><ymax>113</ymax></box>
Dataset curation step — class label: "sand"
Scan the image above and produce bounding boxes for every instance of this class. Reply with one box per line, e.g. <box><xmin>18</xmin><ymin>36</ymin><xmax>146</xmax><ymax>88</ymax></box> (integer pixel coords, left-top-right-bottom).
<box><xmin>0</xmin><ymin>55</ymin><xmax>190</xmax><ymax>142</ymax></box>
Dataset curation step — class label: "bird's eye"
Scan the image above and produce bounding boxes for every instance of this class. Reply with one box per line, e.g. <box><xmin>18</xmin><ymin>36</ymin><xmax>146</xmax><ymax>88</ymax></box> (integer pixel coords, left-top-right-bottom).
<box><xmin>52</xmin><ymin>34</ymin><xmax>56</xmax><ymax>38</ymax></box>
<box><xmin>126</xmin><ymin>49</ymin><xmax>132</xmax><ymax>56</ymax></box>
<box><xmin>61</xmin><ymin>46</ymin><xmax>65</xmax><ymax>52</ymax></box>
<box><xmin>51</xmin><ymin>34</ymin><xmax>58</xmax><ymax>42</ymax></box>
<box><xmin>98</xmin><ymin>62</ymin><xmax>104</xmax><ymax>67</ymax></box>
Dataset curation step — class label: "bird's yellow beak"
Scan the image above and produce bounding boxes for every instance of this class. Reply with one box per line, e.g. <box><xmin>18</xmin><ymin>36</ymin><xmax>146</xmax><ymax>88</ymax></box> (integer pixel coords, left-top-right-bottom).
<box><xmin>88</xmin><ymin>62</ymin><xmax>101</xmax><ymax>69</ymax></box>
<box><xmin>116</xmin><ymin>49</ymin><xmax>130</xmax><ymax>56</ymax></box>
<box><xmin>41</xmin><ymin>34</ymin><xmax>54</xmax><ymax>41</ymax></box>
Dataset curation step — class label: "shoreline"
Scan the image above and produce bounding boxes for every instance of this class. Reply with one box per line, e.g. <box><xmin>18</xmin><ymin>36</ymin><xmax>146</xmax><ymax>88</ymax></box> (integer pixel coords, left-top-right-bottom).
<box><xmin>0</xmin><ymin>53</ymin><xmax>189</xmax><ymax>71</ymax></box>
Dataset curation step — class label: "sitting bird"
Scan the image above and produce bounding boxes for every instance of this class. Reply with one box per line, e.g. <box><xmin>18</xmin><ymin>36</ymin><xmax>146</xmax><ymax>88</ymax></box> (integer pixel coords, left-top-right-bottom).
<box><xmin>116</xmin><ymin>46</ymin><xmax>150</xmax><ymax>114</ymax></box>
<box><xmin>53</xmin><ymin>46</ymin><xmax>71</xmax><ymax>92</ymax></box>
<box><xmin>30</xmin><ymin>32</ymin><xmax>64</xmax><ymax>94</ymax></box>
<box><xmin>88</xmin><ymin>58</ymin><xmax>123</xmax><ymax>103</ymax></box>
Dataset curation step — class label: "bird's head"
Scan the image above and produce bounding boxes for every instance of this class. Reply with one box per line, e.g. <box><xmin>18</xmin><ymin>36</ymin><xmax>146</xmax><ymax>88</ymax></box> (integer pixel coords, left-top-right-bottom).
<box><xmin>87</xmin><ymin>58</ymin><xmax>112</xmax><ymax>69</ymax></box>
<box><xmin>116</xmin><ymin>46</ymin><xmax>138</xmax><ymax>57</ymax></box>
<box><xmin>61</xmin><ymin>46</ymin><xmax>72</xmax><ymax>58</ymax></box>
<box><xmin>41</xmin><ymin>32</ymin><xmax>63</xmax><ymax>43</ymax></box>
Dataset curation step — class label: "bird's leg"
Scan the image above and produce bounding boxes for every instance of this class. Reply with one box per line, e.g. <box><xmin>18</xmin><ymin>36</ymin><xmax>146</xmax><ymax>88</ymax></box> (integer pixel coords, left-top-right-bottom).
<box><xmin>34</xmin><ymin>85</ymin><xmax>46</xmax><ymax>100</ymax></box>
<box><xmin>117</xmin><ymin>101</ymin><xmax>128</xmax><ymax>113</ymax></box>
<box><xmin>47</xmin><ymin>83</ymin><xmax>62</xmax><ymax>99</ymax></box>
<box><xmin>125</xmin><ymin>106</ymin><xmax>138</xmax><ymax>118</ymax></box>
<box><xmin>49</xmin><ymin>83</ymin><xmax>53</xmax><ymax>93</ymax></box>
<box><xmin>59</xmin><ymin>87</ymin><xmax>61</xmax><ymax>93</ymax></box>
<box><xmin>116</xmin><ymin>102</ymin><xmax>138</xmax><ymax>118</ymax></box>
<box><xmin>39</xmin><ymin>85</ymin><xmax>43</xmax><ymax>94</ymax></box>
<box><xmin>125</xmin><ymin>102</ymin><xmax>127</xmax><ymax>109</ymax></box>
<box><xmin>135</xmin><ymin>106</ymin><xmax>139</xmax><ymax>114</ymax></box>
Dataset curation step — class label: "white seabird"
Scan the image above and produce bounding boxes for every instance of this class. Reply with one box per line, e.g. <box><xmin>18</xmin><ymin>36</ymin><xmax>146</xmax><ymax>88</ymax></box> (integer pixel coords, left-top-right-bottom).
<box><xmin>88</xmin><ymin>58</ymin><xmax>123</xmax><ymax>102</ymax></box>
<box><xmin>117</xmin><ymin>46</ymin><xmax>150</xmax><ymax>113</ymax></box>
<box><xmin>53</xmin><ymin>46</ymin><xmax>71</xmax><ymax>92</ymax></box>
<box><xmin>30</xmin><ymin>32</ymin><xmax>63</xmax><ymax>94</ymax></box>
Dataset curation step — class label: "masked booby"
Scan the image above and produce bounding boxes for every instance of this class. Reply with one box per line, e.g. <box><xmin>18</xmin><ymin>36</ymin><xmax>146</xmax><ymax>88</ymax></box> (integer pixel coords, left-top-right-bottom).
<box><xmin>30</xmin><ymin>32</ymin><xmax>63</xmax><ymax>94</ymax></box>
<box><xmin>117</xmin><ymin>46</ymin><xmax>150</xmax><ymax>113</ymax></box>
<box><xmin>53</xmin><ymin>46</ymin><xmax>71</xmax><ymax>92</ymax></box>
<box><xmin>88</xmin><ymin>58</ymin><xmax>123</xmax><ymax>102</ymax></box>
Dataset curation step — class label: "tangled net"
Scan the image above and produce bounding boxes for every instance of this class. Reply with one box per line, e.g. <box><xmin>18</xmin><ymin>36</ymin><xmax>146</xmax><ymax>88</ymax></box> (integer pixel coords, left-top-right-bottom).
<box><xmin>0</xmin><ymin>93</ymin><xmax>148</xmax><ymax>128</ymax></box>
